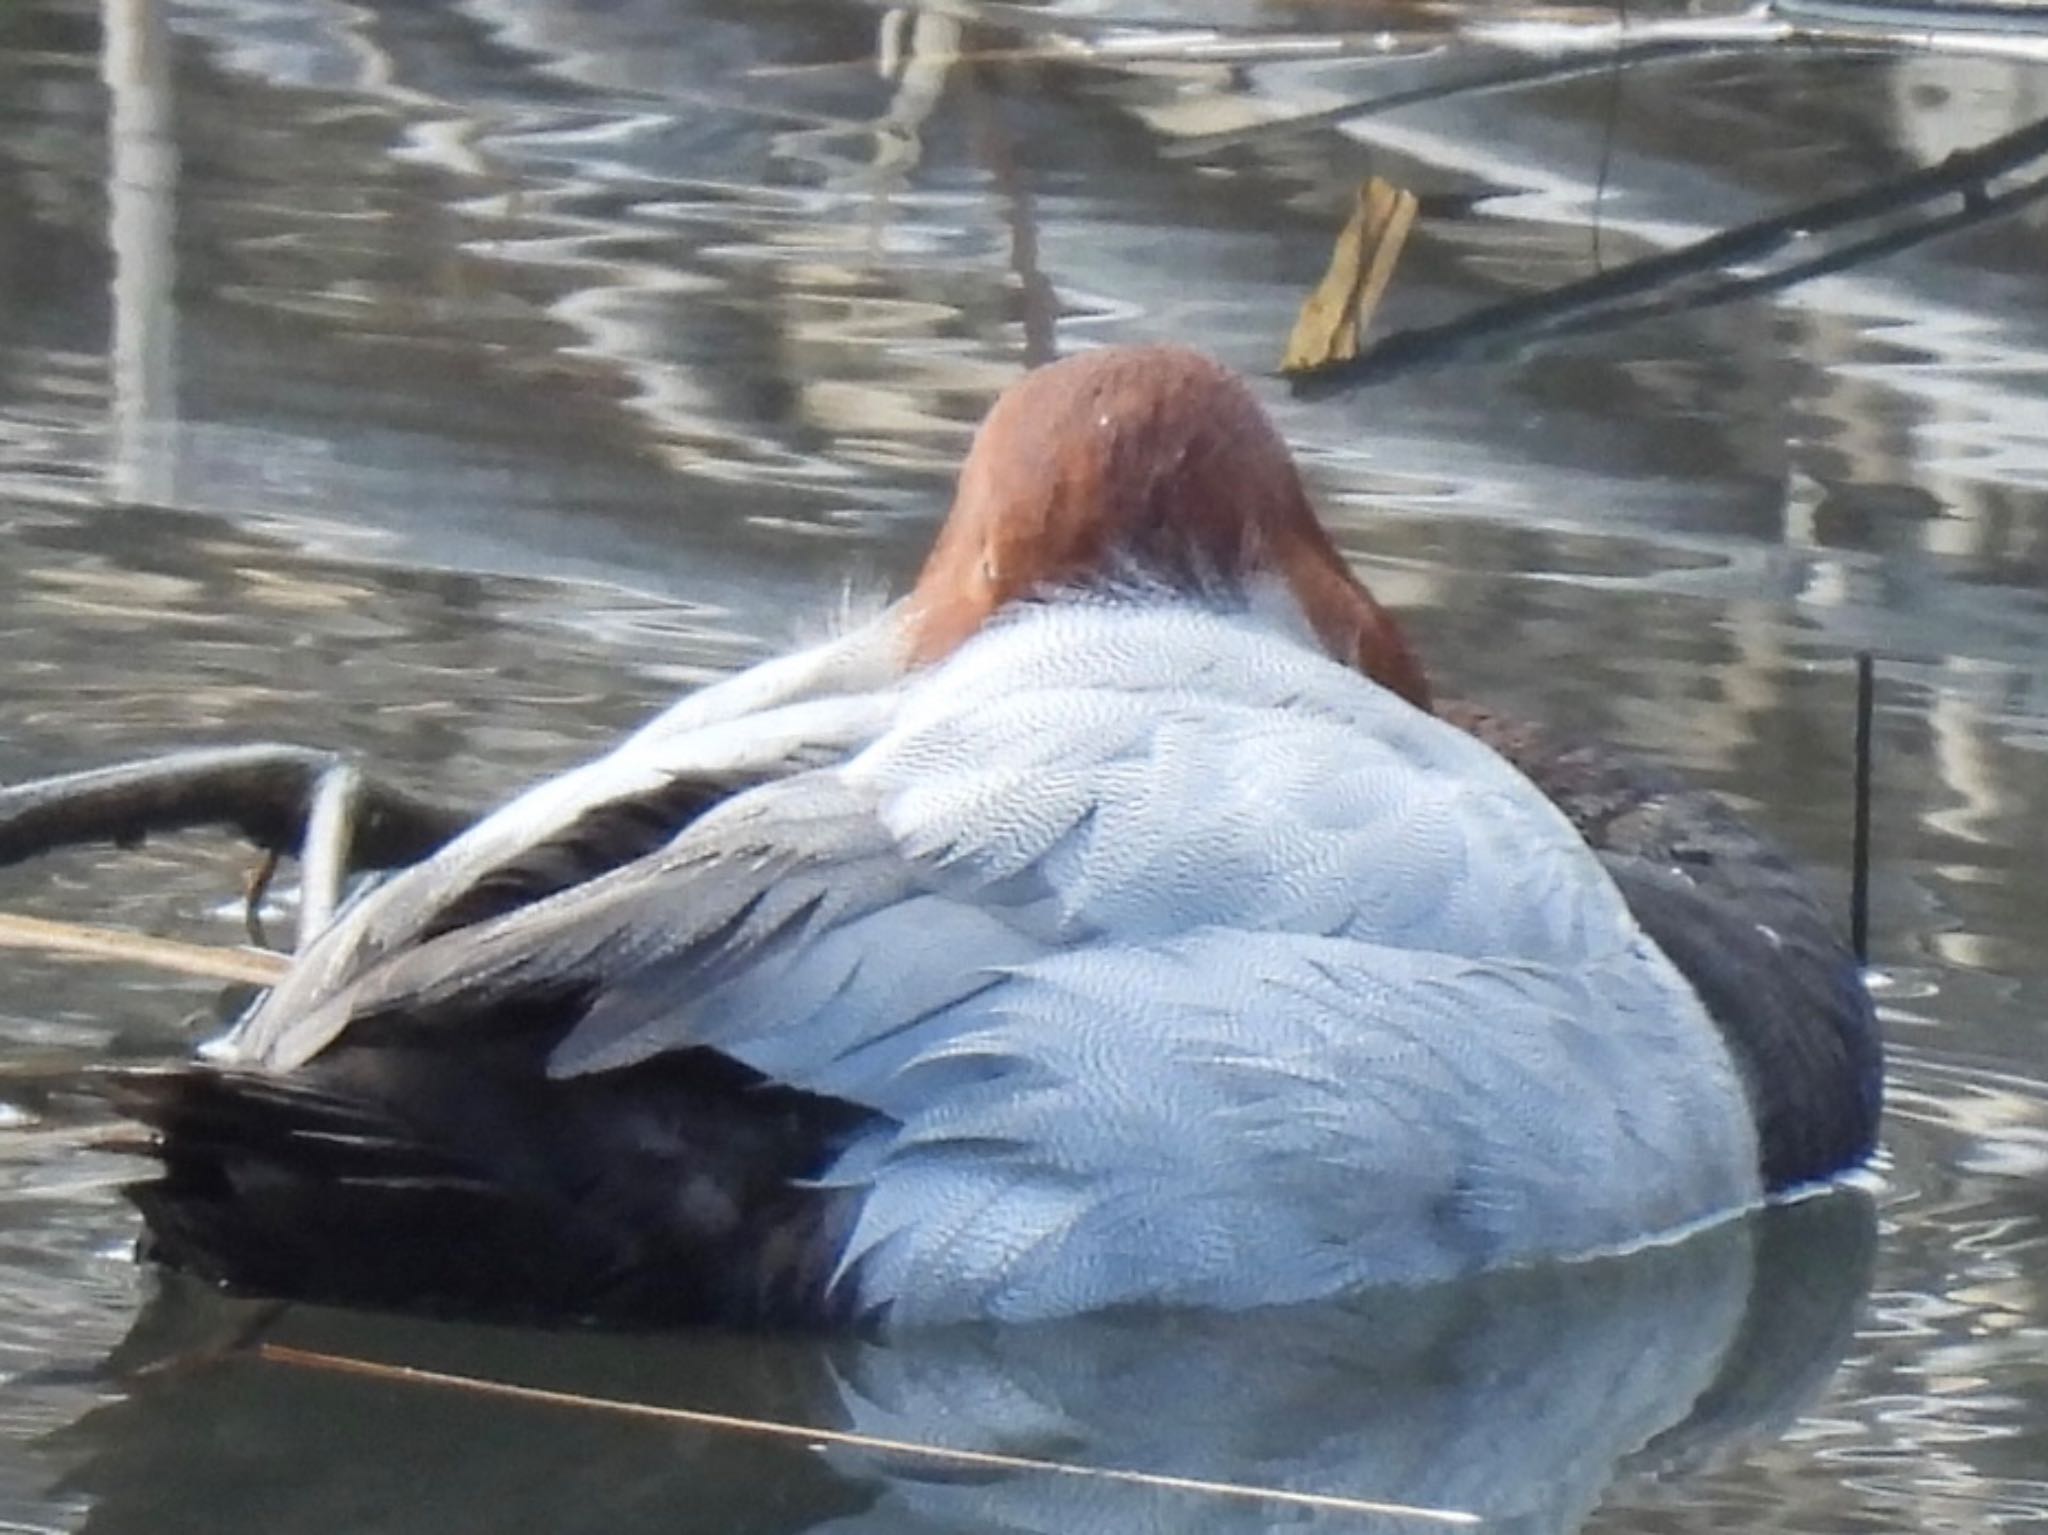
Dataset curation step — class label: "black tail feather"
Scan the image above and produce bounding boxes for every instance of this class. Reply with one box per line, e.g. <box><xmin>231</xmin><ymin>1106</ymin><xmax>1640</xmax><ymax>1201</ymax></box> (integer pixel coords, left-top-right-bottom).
<box><xmin>96</xmin><ymin>1053</ymin><xmax>871</xmax><ymax>1330</ymax></box>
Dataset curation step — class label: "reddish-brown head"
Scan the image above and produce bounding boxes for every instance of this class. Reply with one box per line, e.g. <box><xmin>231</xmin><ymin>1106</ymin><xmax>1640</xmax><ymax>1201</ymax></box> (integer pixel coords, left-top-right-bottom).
<box><xmin>906</xmin><ymin>345</ymin><xmax>1431</xmax><ymax>711</ymax></box>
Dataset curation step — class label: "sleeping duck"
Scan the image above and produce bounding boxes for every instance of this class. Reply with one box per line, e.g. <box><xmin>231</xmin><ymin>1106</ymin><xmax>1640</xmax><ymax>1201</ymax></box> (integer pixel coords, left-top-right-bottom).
<box><xmin>13</xmin><ymin>345</ymin><xmax>1881</xmax><ymax>1329</ymax></box>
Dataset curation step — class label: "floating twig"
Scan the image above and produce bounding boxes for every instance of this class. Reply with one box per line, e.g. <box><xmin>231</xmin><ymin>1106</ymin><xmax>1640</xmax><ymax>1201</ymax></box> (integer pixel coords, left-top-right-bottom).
<box><xmin>297</xmin><ymin>763</ymin><xmax>363</xmax><ymax>947</ymax></box>
<box><xmin>0</xmin><ymin>744</ymin><xmax>470</xmax><ymax>874</ymax></box>
<box><xmin>255</xmin><ymin>1342</ymin><xmax>1481</xmax><ymax>1525</ymax></box>
<box><xmin>0</xmin><ymin>911</ymin><xmax>289</xmax><ymax>987</ymax></box>
<box><xmin>1291</xmin><ymin>109</ymin><xmax>2048</xmax><ymax>394</ymax></box>
<box><xmin>1283</xmin><ymin>177</ymin><xmax>1419</xmax><ymax>373</ymax></box>
<box><xmin>1163</xmin><ymin>33</ymin><xmax>1773</xmax><ymax>162</ymax></box>
<box><xmin>242</xmin><ymin>847</ymin><xmax>280</xmax><ymax>947</ymax></box>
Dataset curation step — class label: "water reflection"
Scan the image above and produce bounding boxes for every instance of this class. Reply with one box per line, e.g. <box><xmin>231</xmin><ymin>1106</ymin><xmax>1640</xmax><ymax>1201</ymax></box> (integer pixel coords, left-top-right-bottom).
<box><xmin>45</xmin><ymin>1196</ymin><xmax>1873</xmax><ymax>1535</ymax></box>
<box><xmin>103</xmin><ymin>0</ymin><xmax>178</xmax><ymax>506</ymax></box>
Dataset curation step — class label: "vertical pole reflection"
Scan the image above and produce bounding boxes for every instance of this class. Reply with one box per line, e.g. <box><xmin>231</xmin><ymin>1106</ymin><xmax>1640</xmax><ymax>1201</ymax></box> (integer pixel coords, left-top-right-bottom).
<box><xmin>103</xmin><ymin>0</ymin><xmax>179</xmax><ymax>506</ymax></box>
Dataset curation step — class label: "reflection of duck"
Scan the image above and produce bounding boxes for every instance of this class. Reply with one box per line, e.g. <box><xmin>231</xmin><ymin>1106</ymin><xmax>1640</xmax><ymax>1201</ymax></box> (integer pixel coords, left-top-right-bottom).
<box><xmin>59</xmin><ymin>1193</ymin><xmax>1878</xmax><ymax>1535</ymax></box>
<box><xmin>108</xmin><ymin>346</ymin><xmax>1880</xmax><ymax>1329</ymax></box>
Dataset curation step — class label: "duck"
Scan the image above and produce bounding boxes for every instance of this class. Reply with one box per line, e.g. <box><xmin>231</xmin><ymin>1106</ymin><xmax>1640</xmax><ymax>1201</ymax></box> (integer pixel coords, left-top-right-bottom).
<box><xmin>103</xmin><ymin>345</ymin><xmax>1882</xmax><ymax>1331</ymax></box>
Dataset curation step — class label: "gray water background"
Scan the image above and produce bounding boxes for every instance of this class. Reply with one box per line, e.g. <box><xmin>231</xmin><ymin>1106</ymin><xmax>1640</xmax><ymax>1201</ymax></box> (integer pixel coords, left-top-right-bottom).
<box><xmin>1</xmin><ymin>0</ymin><xmax>2046</xmax><ymax>1530</ymax></box>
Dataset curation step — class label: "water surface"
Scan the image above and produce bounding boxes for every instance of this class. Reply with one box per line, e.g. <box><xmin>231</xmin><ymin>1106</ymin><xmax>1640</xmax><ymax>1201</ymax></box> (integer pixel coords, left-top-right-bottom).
<box><xmin>2</xmin><ymin>0</ymin><xmax>2047</xmax><ymax>1530</ymax></box>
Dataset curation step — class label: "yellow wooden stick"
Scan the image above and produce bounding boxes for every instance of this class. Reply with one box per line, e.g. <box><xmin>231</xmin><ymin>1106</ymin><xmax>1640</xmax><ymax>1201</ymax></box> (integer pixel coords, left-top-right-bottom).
<box><xmin>1283</xmin><ymin>176</ymin><xmax>1420</xmax><ymax>372</ymax></box>
<box><xmin>0</xmin><ymin>911</ymin><xmax>289</xmax><ymax>987</ymax></box>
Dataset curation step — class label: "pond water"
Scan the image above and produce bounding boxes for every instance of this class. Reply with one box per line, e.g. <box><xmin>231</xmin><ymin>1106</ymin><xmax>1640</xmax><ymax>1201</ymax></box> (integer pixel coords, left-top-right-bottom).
<box><xmin>2</xmin><ymin>0</ymin><xmax>2047</xmax><ymax>1530</ymax></box>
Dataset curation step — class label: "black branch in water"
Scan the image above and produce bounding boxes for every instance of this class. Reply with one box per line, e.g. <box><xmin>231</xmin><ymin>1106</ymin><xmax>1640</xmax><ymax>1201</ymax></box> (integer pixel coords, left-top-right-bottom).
<box><xmin>1289</xmin><ymin>110</ymin><xmax>2048</xmax><ymax>397</ymax></box>
<box><xmin>0</xmin><ymin>744</ymin><xmax>474</xmax><ymax>875</ymax></box>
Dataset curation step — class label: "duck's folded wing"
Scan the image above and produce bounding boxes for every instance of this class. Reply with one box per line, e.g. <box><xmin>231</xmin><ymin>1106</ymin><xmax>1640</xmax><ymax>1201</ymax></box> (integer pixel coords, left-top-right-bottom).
<box><xmin>253</xmin><ymin>628</ymin><xmax>1637</xmax><ymax>1085</ymax></box>
<box><xmin>227</xmin><ymin>660</ymin><xmax>907</xmax><ymax>1067</ymax></box>
<box><xmin>256</xmin><ymin>769</ymin><xmax>1050</xmax><ymax>1091</ymax></box>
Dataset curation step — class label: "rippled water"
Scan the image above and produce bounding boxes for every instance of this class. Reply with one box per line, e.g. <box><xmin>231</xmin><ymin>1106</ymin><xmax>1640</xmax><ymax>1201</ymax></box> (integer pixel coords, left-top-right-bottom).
<box><xmin>2</xmin><ymin>0</ymin><xmax>2046</xmax><ymax>1530</ymax></box>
